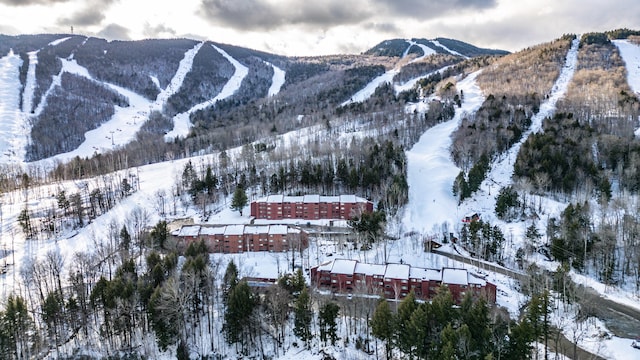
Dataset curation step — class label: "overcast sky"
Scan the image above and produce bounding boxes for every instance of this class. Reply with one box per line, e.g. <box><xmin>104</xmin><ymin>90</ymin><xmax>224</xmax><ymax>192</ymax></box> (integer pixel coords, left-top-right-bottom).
<box><xmin>1</xmin><ymin>0</ymin><xmax>638</xmax><ymax>56</ymax></box>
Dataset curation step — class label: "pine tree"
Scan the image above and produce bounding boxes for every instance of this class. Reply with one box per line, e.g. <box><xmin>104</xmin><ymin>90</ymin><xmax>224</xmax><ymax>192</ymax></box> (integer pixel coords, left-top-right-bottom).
<box><xmin>319</xmin><ymin>302</ymin><xmax>340</xmax><ymax>346</ymax></box>
<box><xmin>395</xmin><ymin>290</ymin><xmax>418</xmax><ymax>357</ymax></box>
<box><xmin>223</xmin><ymin>260</ymin><xmax>239</xmax><ymax>304</ymax></box>
<box><xmin>231</xmin><ymin>186</ymin><xmax>248</xmax><ymax>215</ymax></box>
<box><xmin>293</xmin><ymin>286</ymin><xmax>313</xmax><ymax>348</ymax></box>
<box><xmin>224</xmin><ymin>280</ymin><xmax>256</xmax><ymax>352</ymax></box>
<box><xmin>371</xmin><ymin>298</ymin><xmax>395</xmax><ymax>359</ymax></box>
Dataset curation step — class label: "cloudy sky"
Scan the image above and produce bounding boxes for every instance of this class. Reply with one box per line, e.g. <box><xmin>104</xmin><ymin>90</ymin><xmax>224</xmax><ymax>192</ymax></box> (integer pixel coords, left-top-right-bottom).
<box><xmin>1</xmin><ymin>0</ymin><xmax>638</xmax><ymax>56</ymax></box>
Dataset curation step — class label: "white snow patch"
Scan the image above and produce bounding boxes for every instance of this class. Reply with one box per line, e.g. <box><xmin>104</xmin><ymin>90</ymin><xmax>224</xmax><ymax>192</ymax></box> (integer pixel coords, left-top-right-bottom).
<box><xmin>48</xmin><ymin>37</ymin><xmax>71</xmax><ymax>47</ymax></box>
<box><xmin>401</xmin><ymin>70</ymin><xmax>484</xmax><ymax>233</ymax></box>
<box><xmin>21</xmin><ymin>51</ymin><xmax>38</xmax><ymax>113</ymax></box>
<box><xmin>431</xmin><ymin>39</ymin><xmax>469</xmax><ymax>59</ymax></box>
<box><xmin>613</xmin><ymin>39</ymin><xmax>640</xmax><ymax>135</ymax></box>
<box><xmin>265</xmin><ymin>60</ymin><xmax>285</xmax><ymax>96</ymax></box>
<box><xmin>0</xmin><ymin>50</ymin><xmax>29</xmax><ymax>164</ymax></box>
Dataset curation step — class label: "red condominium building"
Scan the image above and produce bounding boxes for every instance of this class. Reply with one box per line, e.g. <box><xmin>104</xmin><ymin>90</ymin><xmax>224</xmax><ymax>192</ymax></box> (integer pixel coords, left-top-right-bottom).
<box><xmin>311</xmin><ymin>259</ymin><xmax>497</xmax><ymax>304</ymax></box>
<box><xmin>250</xmin><ymin>194</ymin><xmax>374</xmax><ymax>220</ymax></box>
<box><xmin>172</xmin><ymin>224</ymin><xmax>308</xmax><ymax>253</ymax></box>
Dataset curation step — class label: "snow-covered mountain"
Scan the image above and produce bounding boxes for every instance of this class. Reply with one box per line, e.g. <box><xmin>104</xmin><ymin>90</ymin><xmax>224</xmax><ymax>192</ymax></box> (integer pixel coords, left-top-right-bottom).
<box><xmin>1</xmin><ymin>30</ymin><xmax>640</xmax><ymax>359</ymax></box>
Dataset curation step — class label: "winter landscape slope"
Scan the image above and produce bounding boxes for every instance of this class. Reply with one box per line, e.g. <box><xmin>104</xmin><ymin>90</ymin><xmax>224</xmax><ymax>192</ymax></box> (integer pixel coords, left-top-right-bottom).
<box><xmin>0</xmin><ymin>32</ymin><xmax>640</xmax><ymax>359</ymax></box>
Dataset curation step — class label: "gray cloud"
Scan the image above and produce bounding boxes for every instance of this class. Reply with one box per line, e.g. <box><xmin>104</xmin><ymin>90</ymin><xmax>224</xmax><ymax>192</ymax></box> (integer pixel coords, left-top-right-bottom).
<box><xmin>0</xmin><ymin>0</ymin><xmax>68</xmax><ymax>5</ymax></box>
<box><xmin>143</xmin><ymin>23</ymin><xmax>177</xmax><ymax>38</ymax></box>
<box><xmin>56</xmin><ymin>0</ymin><xmax>118</xmax><ymax>27</ymax></box>
<box><xmin>199</xmin><ymin>0</ymin><xmax>372</xmax><ymax>31</ymax></box>
<box><xmin>362</xmin><ymin>22</ymin><xmax>401</xmax><ymax>34</ymax></box>
<box><xmin>57</xmin><ymin>9</ymin><xmax>105</xmax><ymax>27</ymax></box>
<box><xmin>96</xmin><ymin>23</ymin><xmax>131</xmax><ymax>41</ymax></box>
<box><xmin>372</xmin><ymin>0</ymin><xmax>497</xmax><ymax>19</ymax></box>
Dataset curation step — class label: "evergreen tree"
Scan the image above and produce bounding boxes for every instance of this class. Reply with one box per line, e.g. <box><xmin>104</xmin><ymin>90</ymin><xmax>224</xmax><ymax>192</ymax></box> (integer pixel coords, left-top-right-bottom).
<box><xmin>293</xmin><ymin>286</ymin><xmax>313</xmax><ymax>348</ymax></box>
<box><xmin>120</xmin><ymin>225</ymin><xmax>131</xmax><ymax>251</ymax></box>
<box><xmin>231</xmin><ymin>186</ymin><xmax>248</xmax><ymax>215</ymax></box>
<box><xmin>224</xmin><ymin>280</ymin><xmax>256</xmax><ymax>353</ymax></box>
<box><xmin>223</xmin><ymin>260</ymin><xmax>239</xmax><ymax>304</ymax></box>
<box><xmin>319</xmin><ymin>302</ymin><xmax>340</xmax><ymax>346</ymax></box>
<box><xmin>371</xmin><ymin>298</ymin><xmax>395</xmax><ymax>359</ymax></box>
<box><xmin>396</xmin><ymin>290</ymin><xmax>418</xmax><ymax>357</ymax></box>
<box><xmin>150</xmin><ymin>220</ymin><xmax>168</xmax><ymax>249</ymax></box>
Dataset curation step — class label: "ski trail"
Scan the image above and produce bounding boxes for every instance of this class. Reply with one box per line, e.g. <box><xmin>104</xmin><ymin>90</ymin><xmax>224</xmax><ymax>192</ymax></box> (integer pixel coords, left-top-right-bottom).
<box><xmin>48</xmin><ymin>37</ymin><xmax>71</xmax><ymax>47</ymax></box>
<box><xmin>613</xmin><ymin>39</ymin><xmax>640</xmax><ymax>136</ymax></box>
<box><xmin>408</xmin><ymin>40</ymin><xmax>436</xmax><ymax>63</ymax></box>
<box><xmin>342</xmin><ymin>40</ymin><xmax>437</xmax><ymax>106</ymax></box>
<box><xmin>265</xmin><ymin>61</ymin><xmax>285</xmax><ymax>97</ymax></box>
<box><xmin>431</xmin><ymin>40</ymin><xmax>469</xmax><ymax>59</ymax></box>
<box><xmin>394</xmin><ymin>65</ymin><xmax>451</xmax><ymax>95</ymax></box>
<box><xmin>402</xmin><ymin>71</ymin><xmax>484</xmax><ymax>232</ymax></box>
<box><xmin>21</xmin><ymin>50</ymin><xmax>38</xmax><ymax>113</ymax></box>
<box><xmin>0</xmin><ymin>50</ymin><xmax>27</xmax><ymax>163</ymax></box>
<box><xmin>165</xmin><ymin>44</ymin><xmax>249</xmax><ymax>140</ymax></box>
<box><xmin>463</xmin><ymin>37</ymin><xmax>580</xmax><ymax>218</ymax></box>
<box><xmin>152</xmin><ymin>41</ymin><xmax>204</xmax><ymax>109</ymax></box>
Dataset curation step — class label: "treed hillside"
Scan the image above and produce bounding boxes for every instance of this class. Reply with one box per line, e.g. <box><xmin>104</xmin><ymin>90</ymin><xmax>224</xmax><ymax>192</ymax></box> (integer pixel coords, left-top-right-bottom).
<box><xmin>452</xmin><ymin>35</ymin><xmax>575</xmax><ymax>173</ymax></box>
<box><xmin>73</xmin><ymin>37</ymin><xmax>199</xmax><ymax>100</ymax></box>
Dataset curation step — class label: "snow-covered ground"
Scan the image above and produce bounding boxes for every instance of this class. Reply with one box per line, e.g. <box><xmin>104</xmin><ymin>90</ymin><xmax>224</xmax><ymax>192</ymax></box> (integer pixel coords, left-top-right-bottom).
<box><xmin>165</xmin><ymin>44</ymin><xmax>249</xmax><ymax>140</ymax></box>
<box><xmin>613</xmin><ymin>39</ymin><xmax>640</xmax><ymax>136</ymax></box>
<box><xmin>2</xmin><ymin>34</ymin><xmax>640</xmax><ymax>359</ymax></box>
<box><xmin>431</xmin><ymin>39</ymin><xmax>469</xmax><ymax>59</ymax></box>
<box><xmin>266</xmin><ymin>60</ymin><xmax>286</xmax><ymax>97</ymax></box>
<box><xmin>0</xmin><ymin>50</ymin><xmax>27</xmax><ymax>164</ymax></box>
<box><xmin>401</xmin><ymin>70</ymin><xmax>485</xmax><ymax>233</ymax></box>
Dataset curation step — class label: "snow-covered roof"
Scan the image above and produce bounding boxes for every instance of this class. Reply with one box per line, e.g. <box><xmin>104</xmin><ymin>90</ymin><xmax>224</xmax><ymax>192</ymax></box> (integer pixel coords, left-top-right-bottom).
<box><xmin>243</xmin><ymin>225</ymin><xmax>265</xmax><ymax>235</ymax></box>
<box><xmin>303</xmin><ymin>194</ymin><xmax>320</xmax><ymax>203</ymax></box>
<box><xmin>200</xmin><ymin>226</ymin><xmax>225</xmax><ymax>236</ymax></box>
<box><xmin>288</xmin><ymin>196</ymin><xmax>304</xmax><ymax>203</ymax></box>
<box><xmin>340</xmin><ymin>195</ymin><xmax>357</xmax><ymax>203</ymax></box>
<box><xmin>442</xmin><ymin>268</ymin><xmax>468</xmax><ymax>285</ymax></box>
<box><xmin>287</xmin><ymin>227</ymin><xmax>301</xmax><ymax>234</ymax></box>
<box><xmin>224</xmin><ymin>225</ymin><xmax>245</xmax><ymax>236</ymax></box>
<box><xmin>323</xmin><ymin>196</ymin><xmax>340</xmax><ymax>203</ymax></box>
<box><xmin>354</xmin><ymin>263</ymin><xmax>386</xmax><ymax>277</ymax></box>
<box><xmin>468</xmin><ymin>273</ymin><xmax>486</xmax><ymax>286</ymax></box>
<box><xmin>317</xmin><ymin>261</ymin><xmax>334</xmax><ymax>272</ymax></box>
<box><xmin>410</xmin><ymin>267</ymin><xmax>441</xmax><ymax>281</ymax></box>
<box><xmin>252</xmin><ymin>194</ymin><xmax>370</xmax><ymax>204</ymax></box>
<box><xmin>331</xmin><ymin>259</ymin><xmax>357</xmax><ymax>275</ymax></box>
<box><xmin>384</xmin><ymin>263</ymin><xmax>410</xmax><ymax>280</ymax></box>
<box><xmin>267</xmin><ymin>194</ymin><xmax>284</xmax><ymax>202</ymax></box>
<box><xmin>268</xmin><ymin>225</ymin><xmax>288</xmax><ymax>235</ymax></box>
<box><xmin>178</xmin><ymin>225</ymin><xmax>201</xmax><ymax>237</ymax></box>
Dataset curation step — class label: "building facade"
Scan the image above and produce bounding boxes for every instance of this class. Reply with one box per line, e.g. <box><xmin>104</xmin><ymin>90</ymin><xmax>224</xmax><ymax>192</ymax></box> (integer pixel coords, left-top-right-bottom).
<box><xmin>311</xmin><ymin>259</ymin><xmax>497</xmax><ymax>303</ymax></box>
<box><xmin>172</xmin><ymin>224</ymin><xmax>308</xmax><ymax>253</ymax></box>
<box><xmin>250</xmin><ymin>194</ymin><xmax>374</xmax><ymax>220</ymax></box>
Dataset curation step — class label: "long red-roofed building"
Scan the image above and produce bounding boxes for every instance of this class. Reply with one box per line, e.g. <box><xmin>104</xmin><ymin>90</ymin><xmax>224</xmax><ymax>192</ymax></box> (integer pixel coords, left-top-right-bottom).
<box><xmin>250</xmin><ymin>194</ymin><xmax>374</xmax><ymax>220</ymax></box>
<box><xmin>310</xmin><ymin>259</ymin><xmax>496</xmax><ymax>303</ymax></box>
<box><xmin>172</xmin><ymin>224</ymin><xmax>308</xmax><ymax>253</ymax></box>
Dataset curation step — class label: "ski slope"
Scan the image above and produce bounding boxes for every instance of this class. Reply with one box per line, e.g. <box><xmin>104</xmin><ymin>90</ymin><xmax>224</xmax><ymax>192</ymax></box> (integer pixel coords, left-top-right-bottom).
<box><xmin>265</xmin><ymin>60</ymin><xmax>286</xmax><ymax>97</ymax></box>
<box><xmin>0</xmin><ymin>50</ymin><xmax>26</xmax><ymax>163</ymax></box>
<box><xmin>613</xmin><ymin>39</ymin><xmax>640</xmax><ymax>136</ymax></box>
<box><xmin>401</xmin><ymin>70</ymin><xmax>485</xmax><ymax>233</ymax></box>
<box><xmin>431</xmin><ymin>39</ymin><xmax>469</xmax><ymax>59</ymax></box>
<box><xmin>165</xmin><ymin>44</ymin><xmax>249</xmax><ymax>140</ymax></box>
<box><xmin>462</xmin><ymin>37</ymin><xmax>579</xmax><ymax>222</ymax></box>
<box><xmin>341</xmin><ymin>40</ymin><xmax>427</xmax><ymax>106</ymax></box>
